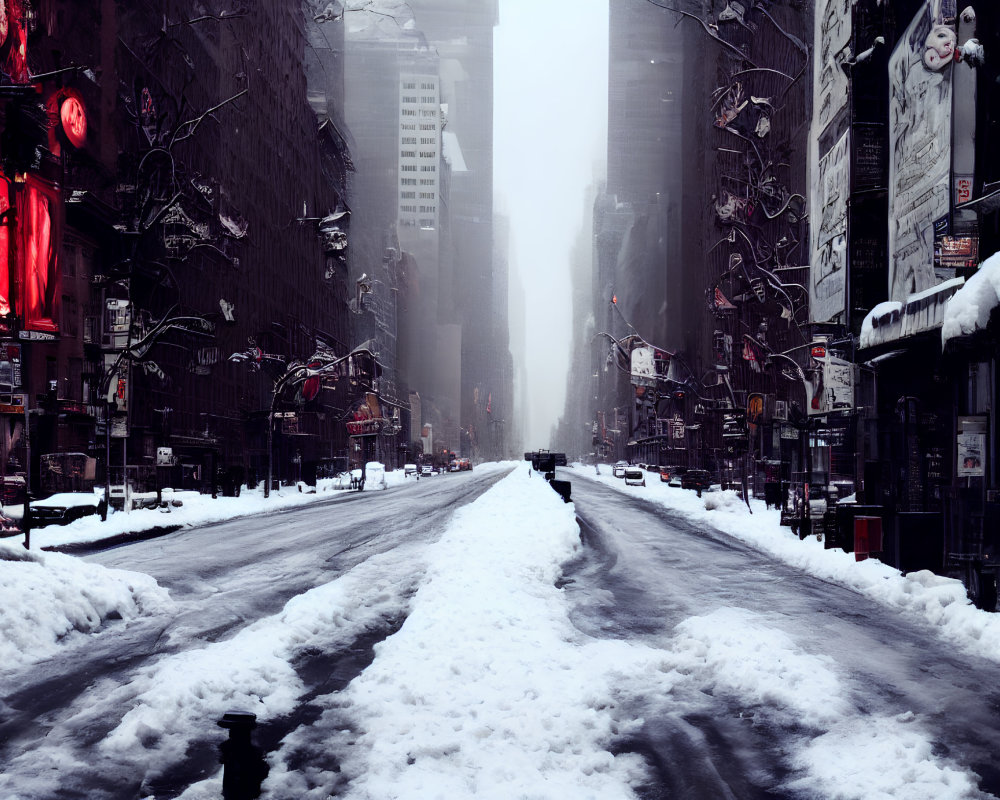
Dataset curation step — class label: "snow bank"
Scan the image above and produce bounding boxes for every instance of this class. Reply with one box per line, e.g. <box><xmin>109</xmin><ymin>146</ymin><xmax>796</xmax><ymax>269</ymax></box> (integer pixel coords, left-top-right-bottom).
<box><xmin>574</xmin><ymin>467</ymin><xmax>1000</xmax><ymax>667</ymax></box>
<box><xmin>25</xmin><ymin>471</ymin><xmax>414</xmax><ymax>550</ymax></box>
<box><xmin>0</xmin><ymin>541</ymin><xmax>172</xmax><ymax>669</ymax></box>
<box><xmin>942</xmin><ymin>250</ymin><xmax>1000</xmax><ymax>345</ymax></box>
<box><xmin>96</xmin><ymin>541</ymin><xmax>427</xmax><ymax>787</ymax></box>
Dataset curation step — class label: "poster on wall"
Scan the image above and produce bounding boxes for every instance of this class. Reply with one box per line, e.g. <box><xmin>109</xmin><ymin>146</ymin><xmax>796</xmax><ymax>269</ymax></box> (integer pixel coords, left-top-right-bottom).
<box><xmin>17</xmin><ymin>177</ymin><xmax>61</xmax><ymax>332</ymax></box>
<box><xmin>888</xmin><ymin>0</ymin><xmax>957</xmax><ymax>301</ymax></box>
<box><xmin>813</xmin><ymin>0</ymin><xmax>851</xmax><ymax>134</ymax></box>
<box><xmin>810</xmin><ymin>131</ymin><xmax>850</xmax><ymax>323</ymax></box>
<box><xmin>957</xmin><ymin>433</ymin><xmax>985</xmax><ymax>477</ymax></box>
<box><xmin>957</xmin><ymin>415</ymin><xmax>987</xmax><ymax>477</ymax></box>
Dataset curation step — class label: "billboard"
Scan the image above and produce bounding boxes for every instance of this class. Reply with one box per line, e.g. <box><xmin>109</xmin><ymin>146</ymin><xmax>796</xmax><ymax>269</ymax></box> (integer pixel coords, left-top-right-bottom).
<box><xmin>888</xmin><ymin>1</ymin><xmax>957</xmax><ymax>301</ymax></box>
<box><xmin>810</xmin><ymin>131</ymin><xmax>850</xmax><ymax>322</ymax></box>
<box><xmin>17</xmin><ymin>178</ymin><xmax>61</xmax><ymax>332</ymax></box>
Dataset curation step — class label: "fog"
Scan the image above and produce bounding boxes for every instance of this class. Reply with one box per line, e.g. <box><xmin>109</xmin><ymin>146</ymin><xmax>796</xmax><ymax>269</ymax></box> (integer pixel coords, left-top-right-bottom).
<box><xmin>495</xmin><ymin>1</ymin><xmax>609</xmax><ymax>448</ymax></box>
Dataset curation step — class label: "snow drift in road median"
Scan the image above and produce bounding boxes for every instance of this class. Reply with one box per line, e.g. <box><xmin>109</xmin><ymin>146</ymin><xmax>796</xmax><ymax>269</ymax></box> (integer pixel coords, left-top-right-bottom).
<box><xmin>265</xmin><ymin>466</ymin><xmax>655</xmax><ymax>799</ymax></box>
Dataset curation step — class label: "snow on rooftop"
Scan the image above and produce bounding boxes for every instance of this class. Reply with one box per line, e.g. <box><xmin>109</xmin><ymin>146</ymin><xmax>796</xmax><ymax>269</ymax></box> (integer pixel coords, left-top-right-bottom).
<box><xmin>859</xmin><ymin>300</ymin><xmax>903</xmax><ymax>349</ymax></box>
<box><xmin>942</xmin><ymin>250</ymin><xmax>1000</xmax><ymax>346</ymax></box>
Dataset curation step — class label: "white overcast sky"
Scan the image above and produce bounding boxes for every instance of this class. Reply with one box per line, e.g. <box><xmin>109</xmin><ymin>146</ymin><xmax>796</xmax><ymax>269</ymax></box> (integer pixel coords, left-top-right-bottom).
<box><xmin>494</xmin><ymin>0</ymin><xmax>608</xmax><ymax>447</ymax></box>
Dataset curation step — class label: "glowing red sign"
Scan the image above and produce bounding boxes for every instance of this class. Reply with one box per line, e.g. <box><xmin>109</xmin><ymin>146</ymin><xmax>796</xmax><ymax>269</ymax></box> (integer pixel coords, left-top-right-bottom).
<box><xmin>17</xmin><ymin>178</ymin><xmax>60</xmax><ymax>332</ymax></box>
<box><xmin>60</xmin><ymin>96</ymin><xmax>87</xmax><ymax>148</ymax></box>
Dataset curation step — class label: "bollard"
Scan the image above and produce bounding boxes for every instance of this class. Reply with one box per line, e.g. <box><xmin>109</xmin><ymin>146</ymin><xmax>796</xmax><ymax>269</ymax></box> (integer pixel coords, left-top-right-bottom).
<box><xmin>217</xmin><ymin>711</ymin><xmax>269</xmax><ymax>800</ymax></box>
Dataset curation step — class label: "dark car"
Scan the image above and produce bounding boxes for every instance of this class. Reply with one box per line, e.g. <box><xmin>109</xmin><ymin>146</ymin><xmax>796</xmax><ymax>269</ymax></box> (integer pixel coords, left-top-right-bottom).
<box><xmin>29</xmin><ymin>492</ymin><xmax>103</xmax><ymax>527</ymax></box>
<box><xmin>659</xmin><ymin>465</ymin><xmax>687</xmax><ymax>485</ymax></box>
<box><xmin>681</xmin><ymin>469</ymin><xmax>714</xmax><ymax>493</ymax></box>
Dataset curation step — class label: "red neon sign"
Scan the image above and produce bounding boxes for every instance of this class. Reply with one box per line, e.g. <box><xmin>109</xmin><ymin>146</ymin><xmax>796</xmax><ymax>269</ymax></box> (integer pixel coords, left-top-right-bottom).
<box><xmin>60</xmin><ymin>96</ymin><xmax>88</xmax><ymax>148</ymax></box>
<box><xmin>16</xmin><ymin>178</ymin><xmax>61</xmax><ymax>332</ymax></box>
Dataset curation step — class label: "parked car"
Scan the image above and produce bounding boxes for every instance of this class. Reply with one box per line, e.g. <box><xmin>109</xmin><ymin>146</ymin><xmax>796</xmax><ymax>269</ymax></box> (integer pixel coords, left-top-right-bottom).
<box><xmin>612</xmin><ymin>461</ymin><xmax>629</xmax><ymax>478</ymax></box>
<box><xmin>662</xmin><ymin>465</ymin><xmax>688</xmax><ymax>487</ymax></box>
<box><xmin>420</xmin><ymin>464</ymin><xmax>435</xmax><ymax>476</ymax></box>
<box><xmin>29</xmin><ymin>492</ymin><xmax>103</xmax><ymax>527</ymax></box>
<box><xmin>624</xmin><ymin>467</ymin><xmax>646</xmax><ymax>487</ymax></box>
<box><xmin>659</xmin><ymin>465</ymin><xmax>684</xmax><ymax>483</ymax></box>
<box><xmin>458</xmin><ymin>457</ymin><xmax>472</xmax><ymax>471</ymax></box>
<box><xmin>404</xmin><ymin>463</ymin><xmax>418</xmax><ymax>477</ymax></box>
<box><xmin>681</xmin><ymin>469</ymin><xmax>714</xmax><ymax>493</ymax></box>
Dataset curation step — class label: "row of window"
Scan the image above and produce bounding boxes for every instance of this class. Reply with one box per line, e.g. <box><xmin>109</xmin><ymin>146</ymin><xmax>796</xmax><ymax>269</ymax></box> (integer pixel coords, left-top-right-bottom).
<box><xmin>401</xmin><ymin>165</ymin><xmax>437</xmax><ymax>172</ymax></box>
<box><xmin>401</xmin><ymin>123</ymin><xmax>436</xmax><ymax>132</ymax></box>
<box><xmin>398</xmin><ymin>205</ymin><xmax>437</xmax><ymax>215</ymax></box>
<box><xmin>401</xmin><ymin>82</ymin><xmax>435</xmax><ymax>90</ymax></box>
<box><xmin>400</xmin><ymin>191</ymin><xmax>436</xmax><ymax>200</ymax></box>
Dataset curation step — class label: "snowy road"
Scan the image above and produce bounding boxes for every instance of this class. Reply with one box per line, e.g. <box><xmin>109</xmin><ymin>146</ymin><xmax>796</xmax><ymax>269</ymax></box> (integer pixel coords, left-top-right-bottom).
<box><xmin>0</xmin><ymin>467</ymin><xmax>511</xmax><ymax>800</ymax></box>
<box><xmin>5</xmin><ymin>465</ymin><xmax>1000</xmax><ymax>799</ymax></box>
<box><xmin>565</xmin><ymin>473</ymin><xmax>1000</xmax><ymax>799</ymax></box>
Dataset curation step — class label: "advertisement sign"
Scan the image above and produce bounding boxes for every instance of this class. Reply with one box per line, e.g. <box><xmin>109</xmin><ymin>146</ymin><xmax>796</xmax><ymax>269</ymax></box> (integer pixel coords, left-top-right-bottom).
<box><xmin>957</xmin><ymin>433</ymin><xmax>985</xmax><ymax>477</ymax></box>
<box><xmin>888</xmin><ymin>1</ymin><xmax>957</xmax><ymax>300</ymax></box>
<box><xmin>810</xmin><ymin>131</ymin><xmax>850</xmax><ymax>323</ymax></box>
<box><xmin>813</xmin><ymin>0</ymin><xmax>851</xmax><ymax>133</ymax></box>
<box><xmin>17</xmin><ymin>177</ymin><xmax>61</xmax><ymax>332</ymax></box>
<box><xmin>957</xmin><ymin>416</ymin><xmax>987</xmax><ymax>477</ymax></box>
<box><xmin>630</xmin><ymin>346</ymin><xmax>656</xmax><ymax>388</ymax></box>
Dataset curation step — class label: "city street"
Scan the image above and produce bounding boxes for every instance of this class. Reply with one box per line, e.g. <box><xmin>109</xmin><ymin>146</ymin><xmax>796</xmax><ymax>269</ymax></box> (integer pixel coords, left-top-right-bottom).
<box><xmin>0</xmin><ymin>467</ymin><xmax>511</xmax><ymax>800</ymax></box>
<box><xmin>565</xmin><ymin>475</ymin><xmax>1000</xmax><ymax>799</ymax></box>
<box><xmin>3</xmin><ymin>467</ymin><xmax>1000</xmax><ymax>798</ymax></box>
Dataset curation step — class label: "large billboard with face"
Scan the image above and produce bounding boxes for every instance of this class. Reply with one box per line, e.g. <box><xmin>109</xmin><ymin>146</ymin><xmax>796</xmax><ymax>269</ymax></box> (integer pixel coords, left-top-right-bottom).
<box><xmin>888</xmin><ymin>0</ymin><xmax>956</xmax><ymax>301</ymax></box>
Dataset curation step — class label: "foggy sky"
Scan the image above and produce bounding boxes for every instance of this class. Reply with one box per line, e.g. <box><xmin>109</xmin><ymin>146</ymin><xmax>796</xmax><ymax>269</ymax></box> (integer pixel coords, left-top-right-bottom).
<box><xmin>494</xmin><ymin>0</ymin><xmax>609</xmax><ymax>448</ymax></box>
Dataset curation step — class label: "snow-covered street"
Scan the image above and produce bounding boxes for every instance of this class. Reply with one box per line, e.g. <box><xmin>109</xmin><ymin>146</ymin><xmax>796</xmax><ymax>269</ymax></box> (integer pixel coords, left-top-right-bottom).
<box><xmin>3</xmin><ymin>464</ymin><xmax>1000</xmax><ymax>798</ymax></box>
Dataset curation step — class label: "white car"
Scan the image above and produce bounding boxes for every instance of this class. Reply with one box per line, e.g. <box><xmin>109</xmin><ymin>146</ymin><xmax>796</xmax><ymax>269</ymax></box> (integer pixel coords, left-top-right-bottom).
<box><xmin>420</xmin><ymin>464</ymin><xmax>435</xmax><ymax>476</ymax></box>
<box><xmin>404</xmin><ymin>463</ymin><xmax>418</xmax><ymax>477</ymax></box>
<box><xmin>623</xmin><ymin>468</ymin><xmax>646</xmax><ymax>487</ymax></box>
<box><xmin>612</xmin><ymin>461</ymin><xmax>628</xmax><ymax>478</ymax></box>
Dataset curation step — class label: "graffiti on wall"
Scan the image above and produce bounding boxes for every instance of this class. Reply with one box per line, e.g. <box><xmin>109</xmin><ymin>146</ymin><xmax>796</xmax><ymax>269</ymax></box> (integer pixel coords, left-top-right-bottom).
<box><xmin>888</xmin><ymin>0</ymin><xmax>957</xmax><ymax>301</ymax></box>
<box><xmin>810</xmin><ymin>131</ymin><xmax>849</xmax><ymax>322</ymax></box>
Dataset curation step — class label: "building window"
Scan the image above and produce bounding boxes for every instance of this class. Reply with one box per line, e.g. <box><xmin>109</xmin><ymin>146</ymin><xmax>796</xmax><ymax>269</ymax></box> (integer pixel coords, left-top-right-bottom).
<box><xmin>420</xmin><ymin>219</ymin><xmax>435</xmax><ymax>228</ymax></box>
<box><xmin>401</xmin><ymin>165</ymin><xmax>416</xmax><ymax>172</ymax></box>
<box><xmin>419</xmin><ymin>151</ymin><xmax>436</xmax><ymax>159</ymax></box>
<box><xmin>402</xmin><ymin>95</ymin><xmax>417</xmax><ymax>103</ymax></box>
<box><xmin>400</xmin><ymin>204</ymin><xmax>416</xmax><ymax>212</ymax></box>
<box><xmin>419</xmin><ymin>205</ymin><xmax>436</xmax><ymax>213</ymax></box>
<box><xmin>402</xmin><ymin>136</ymin><xmax>416</xmax><ymax>144</ymax></box>
<box><xmin>420</xmin><ymin>165</ymin><xmax>436</xmax><ymax>172</ymax></box>
<box><xmin>401</xmin><ymin>123</ymin><xmax>416</xmax><ymax>130</ymax></box>
<box><xmin>401</xmin><ymin>178</ymin><xmax>417</xmax><ymax>186</ymax></box>
<box><xmin>420</xmin><ymin>137</ymin><xmax>436</xmax><ymax>145</ymax></box>
<box><xmin>420</xmin><ymin>82</ymin><xmax>435</xmax><ymax>90</ymax></box>
<box><xmin>403</xmin><ymin>82</ymin><xmax>416</xmax><ymax>89</ymax></box>
<box><xmin>402</xmin><ymin>109</ymin><xmax>416</xmax><ymax>117</ymax></box>
<box><xmin>401</xmin><ymin>191</ymin><xmax>416</xmax><ymax>199</ymax></box>
<box><xmin>419</xmin><ymin>192</ymin><xmax>435</xmax><ymax>199</ymax></box>
<box><xmin>420</xmin><ymin>96</ymin><xmax>435</xmax><ymax>103</ymax></box>
<box><xmin>420</xmin><ymin>124</ymin><xmax>436</xmax><ymax>131</ymax></box>
<box><xmin>401</xmin><ymin>150</ymin><xmax>416</xmax><ymax>157</ymax></box>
